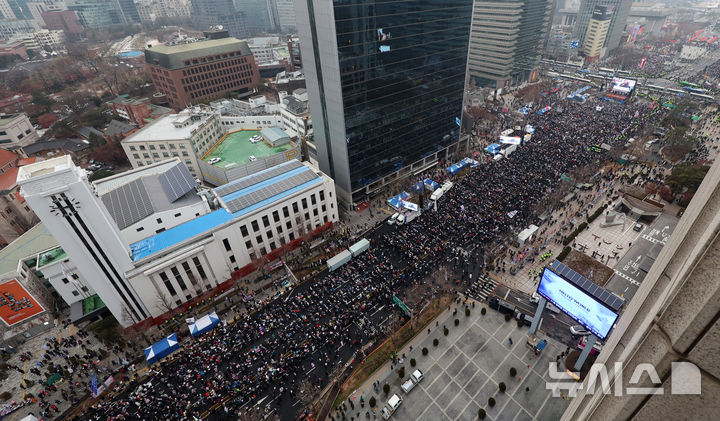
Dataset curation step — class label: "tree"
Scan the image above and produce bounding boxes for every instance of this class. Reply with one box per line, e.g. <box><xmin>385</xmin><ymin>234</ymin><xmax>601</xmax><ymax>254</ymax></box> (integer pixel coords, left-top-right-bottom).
<box><xmin>499</xmin><ymin>382</ymin><xmax>506</xmax><ymax>393</ymax></box>
<box><xmin>659</xmin><ymin>185</ymin><xmax>673</xmax><ymax>202</ymax></box>
<box><xmin>509</xmin><ymin>367</ymin><xmax>517</xmax><ymax>377</ymax></box>
<box><xmin>422</xmin><ymin>347</ymin><xmax>428</xmax><ymax>356</ymax></box>
<box><xmin>37</xmin><ymin>113</ymin><xmax>59</xmax><ymax>128</ymax></box>
<box><xmin>32</xmin><ymin>92</ymin><xmax>55</xmax><ymax>111</ymax></box>
<box><xmin>665</xmin><ymin>163</ymin><xmax>710</xmax><ymax>195</ymax></box>
<box><xmin>383</xmin><ymin>383</ymin><xmax>390</xmax><ymax>396</ymax></box>
<box><xmin>478</xmin><ymin>408</ymin><xmax>486</xmax><ymax>419</ymax></box>
<box><xmin>88</xmin><ymin>169</ymin><xmax>114</xmax><ymax>182</ymax></box>
<box><xmin>369</xmin><ymin>396</ymin><xmax>376</xmax><ymax>408</ymax></box>
<box><xmin>398</xmin><ymin>367</ymin><xmax>405</xmax><ymax>379</ymax></box>
<box><xmin>91</xmin><ymin>144</ymin><xmax>129</xmax><ymax>166</ymax></box>
<box><xmin>410</xmin><ymin>358</ymin><xmax>416</xmax><ymax>367</ymax></box>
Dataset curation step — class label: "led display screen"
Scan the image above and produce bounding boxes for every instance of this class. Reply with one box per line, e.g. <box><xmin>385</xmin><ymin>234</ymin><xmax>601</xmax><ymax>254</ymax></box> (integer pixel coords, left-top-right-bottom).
<box><xmin>537</xmin><ymin>268</ymin><xmax>618</xmax><ymax>340</ymax></box>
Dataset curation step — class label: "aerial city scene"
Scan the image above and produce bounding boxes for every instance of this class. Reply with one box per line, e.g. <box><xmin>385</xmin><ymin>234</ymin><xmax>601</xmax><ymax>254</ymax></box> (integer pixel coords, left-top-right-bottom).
<box><xmin>0</xmin><ymin>0</ymin><xmax>719</xmax><ymax>420</ymax></box>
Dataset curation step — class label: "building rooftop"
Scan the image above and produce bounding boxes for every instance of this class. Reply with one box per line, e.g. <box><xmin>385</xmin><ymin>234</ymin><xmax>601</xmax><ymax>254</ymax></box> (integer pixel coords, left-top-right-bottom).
<box><xmin>111</xmin><ymin>95</ymin><xmax>149</xmax><ymax>106</ymax></box>
<box><xmin>36</xmin><ymin>246</ymin><xmax>67</xmax><ymax>269</ymax></box>
<box><xmin>22</xmin><ymin>138</ymin><xmax>89</xmax><ymax>155</ymax></box>
<box><xmin>130</xmin><ymin>209</ymin><xmax>234</xmax><ymax>262</ymax></box>
<box><xmin>202</xmin><ymin>130</ymin><xmax>293</xmax><ymax>168</ymax></box>
<box><xmin>104</xmin><ymin>120</ymin><xmax>137</xmax><ymax>137</ymax></box>
<box><xmin>97</xmin><ymin>160</ymin><xmax>201</xmax><ymax>230</ymax></box>
<box><xmin>145</xmin><ymin>38</ymin><xmax>252</xmax><ymax>70</ymax></box>
<box><xmin>0</xmin><ymin>113</ymin><xmax>24</xmax><ymax>126</ymax></box>
<box><xmin>260</xmin><ymin>127</ymin><xmax>290</xmax><ymax>145</ymax></box>
<box><xmin>214</xmin><ymin>160</ymin><xmax>321</xmax><ymax>217</ymax></box>
<box><xmin>0</xmin><ymin>223</ymin><xmax>59</xmax><ymax>276</ymax></box>
<box><xmin>122</xmin><ymin>111</ymin><xmax>213</xmax><ymax>143</ymax></box>
<box><xmin>93</xmin><ymin>159</ymin><xmax>180</xmax><ymax>196</ymax></box>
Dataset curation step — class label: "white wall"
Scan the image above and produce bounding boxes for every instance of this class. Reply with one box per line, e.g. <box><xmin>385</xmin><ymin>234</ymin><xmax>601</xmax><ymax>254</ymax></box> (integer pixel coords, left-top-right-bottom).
<box><xmin>120</xmin><ymin>199</ymin><xmax>211</xmax><ymax>244</ymax></box>
<box><xmin>219</xmin><ymin>115</ymin><xmax>283</xmax><ymax>131</ymax></box>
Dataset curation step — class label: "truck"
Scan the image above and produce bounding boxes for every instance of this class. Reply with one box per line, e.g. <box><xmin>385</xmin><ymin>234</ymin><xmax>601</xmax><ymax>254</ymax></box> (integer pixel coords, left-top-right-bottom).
<box><xmin>401</xmin><ymin>369</ymin><xmax>424</xmax><ymax>393</ymax></box>
<box><xmin>429</xmin><ymin>187</ymin><xmax>445</xmax><ymax>202</ymax></box>
<box><xmin>381</xmin><ymin>394</ymin><xmax>403</xmax><ymax>419</ymax></box>
<box><xmin>397</xmin><ymin>210</ymin><xmax>420</xmax><ymax>225</ymax></box>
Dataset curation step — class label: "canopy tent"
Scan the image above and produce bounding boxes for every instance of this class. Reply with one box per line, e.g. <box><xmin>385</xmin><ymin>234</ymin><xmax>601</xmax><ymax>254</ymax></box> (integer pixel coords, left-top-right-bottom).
<box><xmin>518</xmin><ymin>106</ymin><xmax>530</xmax><ymax>115</ymax></box>
<box><xmin>411</xmin><ymin>180</ymin><xmax>425</xmax><ymax>194</ymax></box>
<box><xmin>144</xmin><ymin>333</ymin><xmax>180</xmax><ymax>365</ymax></box>
<box><xmin>188</xmin><ymin>312</ymin><xmax>220</xmax><ymax>337</ymax></box>
<box><xmin>485</xmin><ymin>143</ymin><xmax>501</xmax><ymax>155</ymax></box>
<box><xmin>387</xmin><ymin>192</ymin><xmax>411</xmax><ymax>210</ymax></box>
<box><xmin>446</xmin><ymin>160</ymin><xmax>468</xmax><ymax>175</ymax></box>
<box><xmin>423</xmin><ymin>179</ymin><xmax>439</xmax><ymax>191</ymax></box>
<box><xmin>537</xmin><ymin>106</ymin><xmax>552</xmax><ymax>115</ymax></box>
<box><xmin>462</xmin><ymin>158</ymin><xmax>480</xmax><ymax>168</ymax></box>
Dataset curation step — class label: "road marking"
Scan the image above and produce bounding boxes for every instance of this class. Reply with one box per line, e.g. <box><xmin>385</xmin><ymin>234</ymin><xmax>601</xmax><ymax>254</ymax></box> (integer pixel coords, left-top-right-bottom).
<box><xmin>614</xmin><ymin>270</ymin><xmax>640</xmax><ymax>286</ymax></box>
<box><xmin>370</xmin><ymin>305</ymin><xmax>385</xmax><ymax>317</ymax></box>
<box><xmin>504</xmin><ymin>290</ymin><xmax>510</xmax><ymax>300</ymax></box>
<box><xmin>306</xmin><ymin>366</ymin><xmax>316</xmax><ymax>375</ymax></box>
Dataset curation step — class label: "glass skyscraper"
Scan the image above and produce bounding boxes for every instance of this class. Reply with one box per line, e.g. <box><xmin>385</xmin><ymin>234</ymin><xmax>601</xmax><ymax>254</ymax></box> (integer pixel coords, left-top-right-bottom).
<box><xmin>295</xmin><ymin>0</ymin><xmax>472</xmax><ymax>206</ymax></box>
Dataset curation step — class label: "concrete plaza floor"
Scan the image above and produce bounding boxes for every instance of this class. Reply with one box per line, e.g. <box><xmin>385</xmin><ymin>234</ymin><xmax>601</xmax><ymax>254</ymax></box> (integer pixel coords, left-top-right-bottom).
<box><xmin>346</xmin><ymin>300</ymin><xmax>571</xmax><ymax>421</ymax></box>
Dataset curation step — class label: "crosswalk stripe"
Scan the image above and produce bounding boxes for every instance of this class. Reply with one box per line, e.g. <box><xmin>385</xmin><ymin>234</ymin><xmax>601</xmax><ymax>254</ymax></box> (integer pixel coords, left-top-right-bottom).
<box><xmin>465</xmin><ymin>275</ymin><xmax>498</xmax><ymax>301</ymax></box>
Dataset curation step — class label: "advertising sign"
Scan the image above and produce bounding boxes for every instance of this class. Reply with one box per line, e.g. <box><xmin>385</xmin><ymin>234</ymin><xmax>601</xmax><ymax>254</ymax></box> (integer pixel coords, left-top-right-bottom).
<box><xmin>610</xmin><ymin>77</ymin><xmax>636</xmax><ymax>94</ymax></box>
<box><xmin>537</xmin><ymin>268</ymin><xmax>618</xmax><ymax>340</ymax></box>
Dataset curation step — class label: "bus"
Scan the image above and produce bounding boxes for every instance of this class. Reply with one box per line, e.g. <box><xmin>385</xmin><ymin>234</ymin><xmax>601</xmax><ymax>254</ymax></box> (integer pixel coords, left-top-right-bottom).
<box><xmin>599</xmin><ymin>67</ymin><xmax>614</xmax><ymax>74</ymax></box>
<box><xmin>679</xmin><ymin>81</ymin><xmax>699</xmax><ymax>88</ymax></box>
<box><xmin>683</xmin><ymin>87</ymin><xmax>705</xmax><ymax>94</ymax></box>
<box><xmin>616</xmin><ymin>70</ymin><xmax>631</xmax><ymax>76</ymax></box>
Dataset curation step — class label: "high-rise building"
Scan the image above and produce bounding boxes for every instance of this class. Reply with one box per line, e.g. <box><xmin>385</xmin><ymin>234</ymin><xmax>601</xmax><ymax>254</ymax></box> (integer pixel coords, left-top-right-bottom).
<box><xmin>66</xmin><ymin>0</ymin><xmax>112</xmax><ymax>29</ymax></box>
<box><xmin>144</xmin><ymin>36</ymin><xmax>260</xmax><ymax>109</ymax></box>
<box><xmin>575</xmin><ymin>0</ymin><xmax>632</xmax><ymax>53</ymax></box>
<box><xmin>467</xmin><ymin>0</ymin><xmax>553</xmax><ymax>89</ymax></box>
<box><xmin>40</xmin><ymin>9</ymin><xmax>83</xmax><ymax>36</ymax></box>
<box><xmin>274</xmin><ymin>0</ymin><xmax>294</xmax><ymax>31</ymax></box>
<box><xmin>109</xmin><ymin>0</ymin><xmax>140</xmax><ymax>24</ymax></box>
<box><xmin>582</xmin><ymin>5</ymin><xmax>613</xmax><ymax>61</ymax></box>
<box><xmin>295</xmin><ymin>0</ymin><xmax>472</xmax><ymax>206</ymax></box>
<box><xmin>234</xmin><ymin>0</ymin><xmax>274</xmax><ymax>33</ymax></box>
<box><xmin>191</xmin><ymin>0</ymin><xmax>249</xmax><ymax>38</ymax></box>
<box><xmin>0</xmin><ymin>1</ymin><xmax>17</xmax><ymax>20</ymax></box>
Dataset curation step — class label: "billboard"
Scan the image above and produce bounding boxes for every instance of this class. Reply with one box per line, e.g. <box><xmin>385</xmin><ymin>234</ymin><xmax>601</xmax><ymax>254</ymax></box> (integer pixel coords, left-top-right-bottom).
<box><xmin>0</xmin><ymin>279</ymin><xmax>45</xmax><ymax>326</ymax></box>
<box><xmin>537</xmin><ymin>268</ymin><xmax>618</xmax><ymax>340</ymax></box>
<box><xmin>499</xmin><ymin>136</ymin><xmax>521</xmax><ymax>145</ymax></box>
<box><xmin>610</xmin><ymin>77</ymin><xmax>636</xmax><ymax>94</ymax></box>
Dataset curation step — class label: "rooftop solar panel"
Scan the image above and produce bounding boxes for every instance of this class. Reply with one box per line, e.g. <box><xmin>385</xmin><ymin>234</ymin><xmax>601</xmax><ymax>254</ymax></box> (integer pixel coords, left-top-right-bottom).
<box><xmin>549</xmin><ymin>260</ymin><xmax>624</xmax><ymax>311</ymax></box>
<box><xmin>101</xmin><ymin>178</ymin><xmax>154</xmax><ymax>230</ymax></box>
<box><xmin>158</xmin><ymin>164</ymin><xmax>196</xmax><ymax>202</ymax></box>
<box><xmin>224</xmin><ymin>170</ymin><xmax>317</xmax><ymax>214</ymax></box>
<box><xmin>214</xmin><ymin>160</ymin><xmax>303</xmax><ymax>198</ymax></box>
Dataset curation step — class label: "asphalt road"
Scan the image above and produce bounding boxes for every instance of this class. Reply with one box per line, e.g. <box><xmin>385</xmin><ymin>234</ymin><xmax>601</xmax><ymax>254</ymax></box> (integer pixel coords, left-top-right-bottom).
<box><xmin>605</xmin><ymin>212</ymin><xmax>678</xmax><ymax>303</ymax></box>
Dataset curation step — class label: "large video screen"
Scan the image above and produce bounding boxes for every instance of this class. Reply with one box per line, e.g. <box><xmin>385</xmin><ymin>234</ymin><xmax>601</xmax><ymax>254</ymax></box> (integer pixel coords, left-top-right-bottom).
<box><xmin>537</xmin><ymin>268</ymin><xmax>618</xmax><ymax>340</ymax></box>
<box><xmin>610</xmin><ymin>77</ymin><xmax>636</xmax><ymax>94</ymax></box>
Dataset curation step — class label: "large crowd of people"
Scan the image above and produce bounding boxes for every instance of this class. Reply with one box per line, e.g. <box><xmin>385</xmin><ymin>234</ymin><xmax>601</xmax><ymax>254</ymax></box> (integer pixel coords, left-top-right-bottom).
<box><xmin>83</xmin><ymin>90</ymin><xmax>658</xmax><ymax>420</ymax></box>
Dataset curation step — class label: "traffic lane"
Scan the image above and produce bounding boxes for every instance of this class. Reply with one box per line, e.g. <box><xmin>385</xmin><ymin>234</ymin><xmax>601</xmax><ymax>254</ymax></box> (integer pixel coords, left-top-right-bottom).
<box><xmin>494</xmin><ymin>287</ymin><xmax>579</xmax><ymax>348</ymax></box>
<box><xmin>605</xmin><ymin>213</ymin><xmax>678</xmax><ymax>302</ymax></box>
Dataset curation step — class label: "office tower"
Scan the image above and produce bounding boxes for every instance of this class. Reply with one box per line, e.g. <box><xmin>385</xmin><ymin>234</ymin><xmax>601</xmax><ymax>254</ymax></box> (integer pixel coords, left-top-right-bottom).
<box><xmin>66</xmin><ymin>0</ymin><xmax>112</xmax><ymax>29</ymax></box>
<box><xmin>295</xmin><ymin>0</ymin><xmax>472</xmax><ymax>206</ymax></box>
<box><xmin>191</xmin><ymin>0</ymin><xmax>249</xmax><ymax>38</ymax></box>
<box><xmin>582</xmin><ymin>5</ymin><xmax>613</xmax><ymax>61</ymax></box>
<box><xmin>274</xmin><ymin>0</ymin><xmax>294</xmax><ymax>31</ymax></box>
<box><xmin>144</xmin><ymin>36</ymin><xmax>259</xmax><ymax>109</ymax></box>
<box><xmin>110</xmin><ymin>0</ymin><xmax>140</xmax><ymax>24</ymax></box>
<box><xmin>575</xmin><ymin>0</ymin><xmax>632</xmax><ymax>53</ymax></box>
<box><xmin>234</xmin><ymin>0</ymin><xmax>273</xmax><ymax>33</ymax></box>
<box><xmin>467</xmin><ymin>0</ymin><xmax>553</xmax><ymax>89</ymax></box>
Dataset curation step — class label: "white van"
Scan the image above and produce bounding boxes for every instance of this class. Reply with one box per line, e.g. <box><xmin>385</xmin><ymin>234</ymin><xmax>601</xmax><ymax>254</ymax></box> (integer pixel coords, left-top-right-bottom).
<box><xmin>382</xmin><ymin>394</ymin><xmax>403</xmax><ymax>419</ymax></box>
<box><xmin>387</xmin><ymin>213</ymin><xmax>399</xmax><ymax>225</ymax></box>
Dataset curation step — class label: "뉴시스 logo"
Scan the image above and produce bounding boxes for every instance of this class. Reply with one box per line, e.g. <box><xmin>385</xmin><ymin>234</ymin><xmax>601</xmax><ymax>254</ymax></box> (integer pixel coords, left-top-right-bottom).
<box><xmin>546</xmin><ymin>362</ymin><xmax>701</xmax><ymax>397</ymax></box>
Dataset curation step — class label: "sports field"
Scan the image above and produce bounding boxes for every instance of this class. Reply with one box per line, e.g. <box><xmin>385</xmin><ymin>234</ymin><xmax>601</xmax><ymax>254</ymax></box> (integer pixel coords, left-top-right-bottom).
<box><xmin>203</xmin><ymin>130</ymin><xmax>293</xmax><ymax>168</ymax></box>
<box><xmin>0</xmin><ymin>279</ymin><xmax>44</xmax><ymax>326</ymax></box>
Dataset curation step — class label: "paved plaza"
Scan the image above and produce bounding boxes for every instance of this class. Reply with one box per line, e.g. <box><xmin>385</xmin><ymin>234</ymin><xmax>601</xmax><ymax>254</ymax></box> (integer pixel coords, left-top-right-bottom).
<box><xmin>348</xmin><ymin>300</ymin><xmax>571</xmax><ymax>421</ymax></box>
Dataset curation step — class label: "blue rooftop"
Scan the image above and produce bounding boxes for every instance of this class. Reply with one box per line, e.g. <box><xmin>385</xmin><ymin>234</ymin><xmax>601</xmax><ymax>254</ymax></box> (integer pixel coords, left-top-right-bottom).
<box><xmin>130</xmin><ymin>209</ymin><xmax>233</xmax><ymax>261</ymax></box>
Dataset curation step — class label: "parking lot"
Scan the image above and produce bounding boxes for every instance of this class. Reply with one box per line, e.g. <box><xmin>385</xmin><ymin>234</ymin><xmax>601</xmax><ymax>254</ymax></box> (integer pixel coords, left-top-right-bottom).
<box><xmin>349</xmin><ymin>301</ymin><xmax>571</xmax><ymax>421</ymax></box>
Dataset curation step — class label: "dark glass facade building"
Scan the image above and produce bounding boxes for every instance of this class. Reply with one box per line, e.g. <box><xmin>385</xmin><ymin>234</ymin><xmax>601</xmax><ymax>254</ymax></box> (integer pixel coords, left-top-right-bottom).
<box><xmin>296</xmin><ymin>0</ymin><xmax>472</xmax><ymax>205</ymax></box>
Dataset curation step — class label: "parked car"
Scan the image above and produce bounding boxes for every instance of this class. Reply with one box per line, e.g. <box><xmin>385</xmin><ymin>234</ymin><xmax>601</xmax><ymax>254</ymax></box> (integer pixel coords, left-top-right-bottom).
<box><xmin>570</xmin><ymin>325</ymin><xmax>591</xmax><ymax>336</ymax></box>
<box><xmin>208</xmin><ymin>157</ymin><xmax>222</xmax><ymax>164</ymax></box>
<box><xmin>633</xmin><ymin>223</ymin><xmax>643</xmax><ymax>232</ymax></box>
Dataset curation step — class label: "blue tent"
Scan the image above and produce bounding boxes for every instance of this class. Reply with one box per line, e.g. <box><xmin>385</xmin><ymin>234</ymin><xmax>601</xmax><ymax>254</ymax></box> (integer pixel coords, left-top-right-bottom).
<box><xmin>388</xmin><ymin>191</ymin><xmax>411</xmax><ymax>209</ymax></box>
<box><xmin>411</xmin><ymin>180</ymin><xmax>425</xmax><ymax>194</ymax></box>
<box><xmin>188</xmin><ymin>312</ymin><xmax>221</xmax><ymax>337</ymax></box>
<box><xmin>423</xmin><ymin>179</ymin><xmax>439</xmax><ymax>191</ymax></box>
<box><xmin>485</xmin><ymin>143</ymin><xmax>501</xmax><ymax>155</ymax></box>
<box><xmin>144</xmin><ymin>334</ymin><xmax>180</xmax><ymax>365</ymax></box>
<box><xmin>446</xmin><ymin>160</ymin><xmax>468</xmax><ymax>175</ymax></box>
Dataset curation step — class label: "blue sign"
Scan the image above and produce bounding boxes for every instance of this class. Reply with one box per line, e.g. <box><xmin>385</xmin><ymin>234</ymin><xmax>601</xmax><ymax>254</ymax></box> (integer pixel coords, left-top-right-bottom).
<box><xmin>537</xmin><ymin>268</ymin><xmax>618</xmax><ymax>340</ymax></box>
<box><xmin>91</xmin><ymin>374</ymin><xmax>98</xmax><ymax>396</ymax></box>
<box><xmin>455</xmin><ymin>117</ymin><xmax>461</xmax><ymax>126</ymax></box>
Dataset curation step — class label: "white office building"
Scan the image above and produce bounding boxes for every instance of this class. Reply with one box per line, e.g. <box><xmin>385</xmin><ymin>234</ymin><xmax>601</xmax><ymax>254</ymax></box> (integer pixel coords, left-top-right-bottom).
<box><xmin>0</xmin><ymin>113</ymin><xmax>40</xmax><ymax>149</ymax></box>
<box><xmin>17</xmin><ymin>156</ymin><xmax>338</xmax><ymax>327</ymax></box>
<box><xmin>121</xmin><ymin>108</ymin><xmax>223</xmax><ymax>178</ymax></box>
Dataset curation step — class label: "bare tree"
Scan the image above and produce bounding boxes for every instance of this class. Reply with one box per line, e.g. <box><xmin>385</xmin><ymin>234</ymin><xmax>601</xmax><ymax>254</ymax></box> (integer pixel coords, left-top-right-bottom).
<box><xmin>154</xmin><ymin>290</ymin><xmax>174</xmax><ymax>318</ymax></box>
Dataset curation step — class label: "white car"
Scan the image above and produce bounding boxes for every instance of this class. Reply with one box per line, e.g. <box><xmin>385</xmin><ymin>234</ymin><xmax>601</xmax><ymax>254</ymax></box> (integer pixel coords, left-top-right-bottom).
<box><xmin>570</xmin><ymin>325</ymin><xmax>591</xmax><ymax>336</ymax></box>
<box><xmin>249</xmin><ymin>155</ymin><xmax>257</xmax><ymax>162</ymax></box>
<box><xmin>208</xmin><ymin>157</ymin><xmax>222</xmax><ymax>164</ymax></box>
<box><xmin>387</xmin><ymin>213</ymin><xmax>399</xmax><ymax>225</ymax></box>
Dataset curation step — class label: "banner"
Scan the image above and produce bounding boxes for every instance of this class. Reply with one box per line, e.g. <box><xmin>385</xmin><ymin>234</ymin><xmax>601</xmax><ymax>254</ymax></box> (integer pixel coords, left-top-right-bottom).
<box><xmin>91</xmin><ymin>375</ymin><xmax>98</xmax><ymax>397</ymax></box>
<box><xmin>499</xmin><ymin>136</ymin><xmax>521</xmax><ymax>145</ymax></box>
<box><xmin>185</xmin><ymin>317</ymin><xmax>195</xmax><ymax>324</ymax></box>
<box><xmin>399</xmin><ymin>200</ymin><xmax>419</xmax><ymax>212</ymax></box>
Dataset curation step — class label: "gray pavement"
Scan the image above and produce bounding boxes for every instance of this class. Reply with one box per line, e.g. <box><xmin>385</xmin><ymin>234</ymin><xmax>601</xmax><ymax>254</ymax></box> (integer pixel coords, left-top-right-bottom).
<box><xmin>605</xmin><ymin>212</ymin><xmax>678</xmax><ymax>302</ymax></box>
<box><xmin>342</xmin><ymin>301</ymin><xmax>571</xmax><ymax>421</ymax></box>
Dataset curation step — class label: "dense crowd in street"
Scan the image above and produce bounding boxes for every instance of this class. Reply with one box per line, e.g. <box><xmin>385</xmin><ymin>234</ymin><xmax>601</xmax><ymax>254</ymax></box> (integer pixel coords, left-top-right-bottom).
<box><xmin>81</xmin><ymin>92</ymin><xmax>657</xmax><ymax>420</ymax></box>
